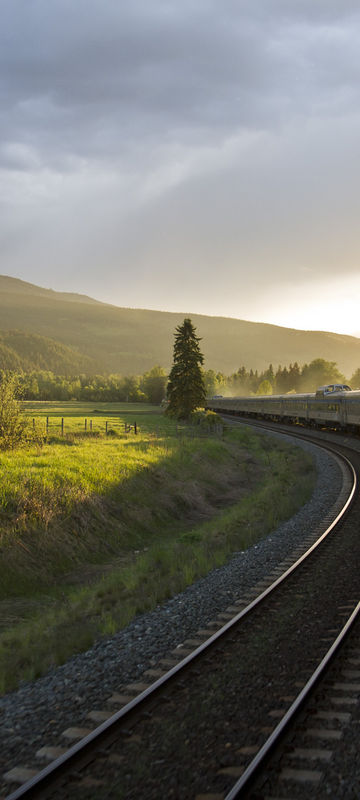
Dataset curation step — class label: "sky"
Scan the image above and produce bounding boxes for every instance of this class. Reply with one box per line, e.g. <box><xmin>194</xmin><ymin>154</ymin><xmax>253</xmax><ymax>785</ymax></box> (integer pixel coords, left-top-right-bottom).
<box><xmin>1</xmin><ymin>0</ymin><xmax>360</xmax><ymax>336</ymax></box>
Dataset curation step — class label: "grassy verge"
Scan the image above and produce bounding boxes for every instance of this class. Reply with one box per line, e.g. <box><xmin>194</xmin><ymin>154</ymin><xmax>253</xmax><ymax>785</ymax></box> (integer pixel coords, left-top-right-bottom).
<box><xmin>0</xmin><ymin>403</ymin><xmax>316</xmax><ymax>693</ymax></box>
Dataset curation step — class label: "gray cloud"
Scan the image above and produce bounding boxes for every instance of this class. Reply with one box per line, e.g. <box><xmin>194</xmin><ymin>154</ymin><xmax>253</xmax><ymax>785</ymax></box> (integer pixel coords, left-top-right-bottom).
<box><xmin>2</xmin><ymin>0</ymin><xmax>360</xmax><ymax>160</ymax></box>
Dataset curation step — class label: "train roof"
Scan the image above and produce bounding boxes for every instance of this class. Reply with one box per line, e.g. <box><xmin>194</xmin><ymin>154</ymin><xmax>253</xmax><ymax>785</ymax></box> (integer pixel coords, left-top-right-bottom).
<box><xmin>208</xmin><ymin>389</ymin><xmax>360</xmax><ymax>401</ymax></box>
<box><xmin>315</xmin><ymin>384</ymin><xmax>352</xmax><ymax>396</ymax></box>
<box><xmin>209</xmin><ymin>393</ymin><xmax>314</xmax><ymax>400</ymax></box>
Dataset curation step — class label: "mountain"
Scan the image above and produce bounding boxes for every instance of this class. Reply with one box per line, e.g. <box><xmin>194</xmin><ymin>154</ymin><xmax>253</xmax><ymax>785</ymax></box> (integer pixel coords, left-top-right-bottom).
<box><xmin>0</xmin><ymin>275</ymin><xmax>360</xmax><ymax>376</ymax></box>
<box><xmin>0</xmin><ymin>275</ymin><xmax>103</xmax><ymax>306</ymax></box>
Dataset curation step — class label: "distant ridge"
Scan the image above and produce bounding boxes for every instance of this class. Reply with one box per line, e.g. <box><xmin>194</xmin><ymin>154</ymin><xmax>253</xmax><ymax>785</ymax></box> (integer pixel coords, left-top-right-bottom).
<box><xmin>0</xmin><ymin>275</ymin><xmax>105</xmax><ymax>306</ymax></box>
<box><xmin>0</xmin><ymin>275</ymin><xmax>359</xmax><ymax>376</ymax></box>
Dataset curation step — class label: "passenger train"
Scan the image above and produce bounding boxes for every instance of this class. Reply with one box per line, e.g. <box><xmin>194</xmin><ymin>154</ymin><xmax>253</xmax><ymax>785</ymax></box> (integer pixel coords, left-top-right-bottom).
<box><xmin>207</xmin><ymin>384</ymin><xmax>360</xmax><ymax>432</ymax></box>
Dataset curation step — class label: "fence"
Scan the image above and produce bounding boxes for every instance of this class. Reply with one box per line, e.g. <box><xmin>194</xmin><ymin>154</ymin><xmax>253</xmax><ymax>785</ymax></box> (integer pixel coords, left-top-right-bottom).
<box><xmin>30</xmin><ymin>417</ymin><xmax>138</xmax><ymax>437</ymax></box>
<box><xmin>29</xmin><ymin>417</ymin><xmax>223</xmax><ymax>439</ymax></box>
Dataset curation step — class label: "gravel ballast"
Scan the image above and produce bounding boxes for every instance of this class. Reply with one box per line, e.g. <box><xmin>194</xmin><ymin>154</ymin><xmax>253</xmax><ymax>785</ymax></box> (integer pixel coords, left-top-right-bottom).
<box><xmin>0</xmin><ymin>428</ymin><xmax>346</xmax><ymax>787</ymax></box>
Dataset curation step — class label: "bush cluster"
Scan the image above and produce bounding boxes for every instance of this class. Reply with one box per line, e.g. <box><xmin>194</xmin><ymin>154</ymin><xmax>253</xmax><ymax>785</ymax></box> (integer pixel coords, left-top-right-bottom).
<box><xmin>190</xmin><ymin>410</ymin><xmax>222</xmax><ymax>427</ymax></box>
<box><xmin>0</xmin><ymin>373</ymin><xmax>29</xmax><ymax>450</ymax></box>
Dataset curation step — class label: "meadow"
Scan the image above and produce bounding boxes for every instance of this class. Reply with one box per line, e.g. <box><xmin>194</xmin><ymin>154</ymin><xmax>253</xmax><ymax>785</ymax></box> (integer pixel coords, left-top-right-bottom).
<box><xmin>0</xmin><ymin>402</ymin><xmax>316</xmax><ymax>692</ymax></box>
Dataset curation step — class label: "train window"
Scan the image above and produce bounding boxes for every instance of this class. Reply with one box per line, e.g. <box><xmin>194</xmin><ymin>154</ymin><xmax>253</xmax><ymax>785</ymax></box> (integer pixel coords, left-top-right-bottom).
<box><xmin>316</xmin><ymin>384</ymin><xmax>351</xmax><ymax>396</ymax></box>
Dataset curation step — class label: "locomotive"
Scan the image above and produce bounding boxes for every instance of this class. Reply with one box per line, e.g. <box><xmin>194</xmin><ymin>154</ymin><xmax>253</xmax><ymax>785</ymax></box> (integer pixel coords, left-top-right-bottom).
<box><xmin>207</xmin><ymin>384</ymin><xmax>360</xmax><ymax>432</ymax></box>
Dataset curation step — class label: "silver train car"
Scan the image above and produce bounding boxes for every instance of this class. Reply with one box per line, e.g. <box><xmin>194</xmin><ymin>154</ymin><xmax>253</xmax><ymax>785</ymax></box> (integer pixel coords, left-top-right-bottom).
<box><xmin>207</xmin><ymin>384</ymin><xmax>360</xmax><ymax>432</ymax></box>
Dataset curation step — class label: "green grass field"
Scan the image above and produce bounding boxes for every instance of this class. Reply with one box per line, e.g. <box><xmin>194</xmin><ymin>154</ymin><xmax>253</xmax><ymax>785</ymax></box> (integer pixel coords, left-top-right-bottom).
<box><xmin>0</xmin><ymin>402</ymin><xmax>316</xmax><ymax>692</ymax></box>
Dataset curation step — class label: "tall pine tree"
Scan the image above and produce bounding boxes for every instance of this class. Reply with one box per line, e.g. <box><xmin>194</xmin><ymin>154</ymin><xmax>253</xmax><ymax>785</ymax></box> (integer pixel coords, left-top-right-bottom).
<box><xmin>166</xmin><ymin>318</ymin><xmax>206</xmax><ymax>418</ymax></box>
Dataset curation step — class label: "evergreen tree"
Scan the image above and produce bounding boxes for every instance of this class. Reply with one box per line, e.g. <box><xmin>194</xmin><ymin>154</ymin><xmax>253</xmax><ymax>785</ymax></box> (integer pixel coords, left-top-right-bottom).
<box><xmin>263</xmin><ymin>363</ymin><xmax>275</xmax><ymax>386</ymax></box>
<box><xmin>166</xmin><ymin>318</ymin><xmax>206</xmax><ymax>418</ymax></box>
<box><xmin>288</xmin><ymin>362</ymin><xmax>301</xmax><ymax>392</ymax></box>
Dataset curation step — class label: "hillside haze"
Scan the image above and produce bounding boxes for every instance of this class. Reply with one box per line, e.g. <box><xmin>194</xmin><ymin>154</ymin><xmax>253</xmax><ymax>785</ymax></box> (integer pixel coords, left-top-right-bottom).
<box><xmin>1</xmin><ymin>276</ymin><xmax>360</xmax><ymax>376</ymax></box>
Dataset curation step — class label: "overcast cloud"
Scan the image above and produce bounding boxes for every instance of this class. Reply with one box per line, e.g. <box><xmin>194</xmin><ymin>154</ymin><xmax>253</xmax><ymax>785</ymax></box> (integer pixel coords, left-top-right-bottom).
<box><xmin>1</xmin><ymin>0</ymin><xmax>360</xmax><ymax>334</ymax></box>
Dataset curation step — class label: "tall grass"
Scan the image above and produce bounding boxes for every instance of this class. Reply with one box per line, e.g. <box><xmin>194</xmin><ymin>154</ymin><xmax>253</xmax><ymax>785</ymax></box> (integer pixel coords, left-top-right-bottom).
<box><xmin>0</xmin><ymin>403</ymin><xmax>316</xmax><ymax>692</ymax></box>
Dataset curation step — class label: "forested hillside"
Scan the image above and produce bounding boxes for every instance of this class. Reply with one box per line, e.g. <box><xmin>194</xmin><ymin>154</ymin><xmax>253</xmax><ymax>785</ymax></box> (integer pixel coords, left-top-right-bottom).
<box><xmin>1</xmin><ymin>275</ymin><xmax>360</xmax><ymax>375</ymax></box>
<box><xmin>0</xmin><ymin>331</ymin><xmax>95</xmax><ymax>374</ymax></box>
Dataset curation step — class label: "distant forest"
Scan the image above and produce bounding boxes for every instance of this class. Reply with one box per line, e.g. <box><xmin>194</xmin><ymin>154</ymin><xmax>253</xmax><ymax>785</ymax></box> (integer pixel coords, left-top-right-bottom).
<box><xmin>8</xmin><ymin>359</ymin><xmax>360</xmax><ymax>403</ymax></box>
<box><xmin>1</xmin><ymin>325</ymin><xmax>359</xmax><ymax>402</ymax></box>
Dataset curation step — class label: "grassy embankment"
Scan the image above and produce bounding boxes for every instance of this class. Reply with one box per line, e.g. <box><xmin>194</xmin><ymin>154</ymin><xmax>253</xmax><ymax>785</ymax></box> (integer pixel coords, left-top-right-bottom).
<box><xmin>0</xmin><ymin>402</ymin><xmax>316</xmax><ymax>693</ymax></box>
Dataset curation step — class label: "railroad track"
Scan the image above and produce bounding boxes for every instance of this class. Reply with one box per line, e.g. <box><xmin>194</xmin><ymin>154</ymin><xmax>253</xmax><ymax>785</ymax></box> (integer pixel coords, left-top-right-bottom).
<box><xmin>3</xmin><ymin>421</ymin><xmax>360</xmax><ymax>800</ymax></box>
<box><xmin>236</xmin><ymin>608</ymin><xmax>360</xmax><ymax>799</ymax></box>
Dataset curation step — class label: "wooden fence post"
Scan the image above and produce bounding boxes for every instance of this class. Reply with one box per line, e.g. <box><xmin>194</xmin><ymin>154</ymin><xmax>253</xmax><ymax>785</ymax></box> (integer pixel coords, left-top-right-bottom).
<box><xmin>61</xmin><ymin>418</ymin><xmax>64</xmax><ymax>436</ymax></box>
<box><xmin>134</xmin><ymin>421</ymin><xmax>137</xmax><ymax>435</ymax></box>
<box><xmin>46</xmin><ymin>416</ymin><xmax>49</xmax><ymax>434</ymax></box>
<box><xmin>85</xmin><ymin>418</ymin><xmax>87</xmax><ymax>431</ymax></box>
<box><xmin>90</xmin><ymin>420</ymin><xmax>93</xmax><ymax>431</ymax></box>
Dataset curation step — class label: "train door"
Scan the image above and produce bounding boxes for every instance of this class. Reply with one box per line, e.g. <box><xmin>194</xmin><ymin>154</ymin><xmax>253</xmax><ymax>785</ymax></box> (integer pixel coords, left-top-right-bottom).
<box><xmin>339</xmin><ymin>398</ymin><xmax>347</xmax><ymax>428</ymax></box>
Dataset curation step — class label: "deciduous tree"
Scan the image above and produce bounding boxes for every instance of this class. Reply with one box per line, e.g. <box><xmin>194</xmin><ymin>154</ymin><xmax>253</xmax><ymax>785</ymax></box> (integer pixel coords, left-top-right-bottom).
<box><xmin>141</xmin><ymin>365</ymin><xmax>168</xmax><ymax>404</ymax></box>
<box><xmin>257</xmin><ymin>379</ymin><xmax>273</xmax><ymax>395</ymax></box>
<box><xmin>300</xmin><ymin>359</ymin><xmax>345</xmax><ymax>392</ymax></box>
<box><xmin>350</xmin><ymin>368</ymin><xmax>360</xmax><ymax>389</ymax></box>
<box><xmin>0</xmin><ymin>372</ymin><xmax>28</xmax><ymax>449</ymax></box>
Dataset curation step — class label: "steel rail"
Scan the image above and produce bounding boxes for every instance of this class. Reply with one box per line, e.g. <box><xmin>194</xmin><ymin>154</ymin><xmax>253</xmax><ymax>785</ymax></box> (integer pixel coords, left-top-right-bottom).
<box><xmin>224</xmin><ymin>599</ymin><xmax>360</xmax><ymax>799</ymax></box>
<box><xmin>221</xmin><ymin>410</ymin><xmax>359</xmax><ymax>445</ymax></box>
<box><xmin>5</xmin><ymin>429</ymin><xmax>357</xmax><ymax>800</ymax></box>
<box><xmin>220</xmin><ymin>416</ymin><xmax>360</xmax><ymax>798</ymax></box>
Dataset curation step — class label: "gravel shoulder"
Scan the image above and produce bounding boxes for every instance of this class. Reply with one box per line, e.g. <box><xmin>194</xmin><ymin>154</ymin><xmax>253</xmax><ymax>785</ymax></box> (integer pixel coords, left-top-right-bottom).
<box><xmin>0</xmin><ymin>427</ymin><xmax>346</xmax><ymax>783</ymax></box>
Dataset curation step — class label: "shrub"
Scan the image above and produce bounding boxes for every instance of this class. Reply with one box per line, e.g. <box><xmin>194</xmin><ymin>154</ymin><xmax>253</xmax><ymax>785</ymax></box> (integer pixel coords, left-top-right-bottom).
<box><xmin>190</xmin><ymin>409</ymin><xmax>222</xmax><ymax>427</ymax></box>
<box><xmin>0</xmin><ymin>372</ymin><xmax>29</xmax><ymax>450</ymax></box>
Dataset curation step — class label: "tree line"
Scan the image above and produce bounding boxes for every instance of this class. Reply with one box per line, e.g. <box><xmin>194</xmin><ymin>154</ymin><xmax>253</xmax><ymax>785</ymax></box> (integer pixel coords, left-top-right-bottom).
<box><xmin>206</xmin><ymin>359</ymin><xmax>360</xmax><ymax>397</ymax></box>
<box><xmin>16</xmin><ymin>366</ymin><xmax>168</xmax><ymax>403</ymax></box>
<box><xmin>7</xmin><ymin>358</ymin><xmax>360</xmax><ymax>404</ymax></box>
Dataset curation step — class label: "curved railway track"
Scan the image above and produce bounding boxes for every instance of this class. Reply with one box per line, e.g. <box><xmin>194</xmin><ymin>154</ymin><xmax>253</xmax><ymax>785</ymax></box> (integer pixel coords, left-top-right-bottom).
<box><xmin>4</xmin><ymin>421</ymin><xmax>360</xmax><ymax>800</ymax></box>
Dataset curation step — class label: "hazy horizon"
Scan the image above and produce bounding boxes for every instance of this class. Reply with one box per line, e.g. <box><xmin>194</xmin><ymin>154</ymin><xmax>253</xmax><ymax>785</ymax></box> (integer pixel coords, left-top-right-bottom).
<box><xmin>3</xmin><ymin>272</ymin><xmax>360</xmax><ymax>340</ymax></box>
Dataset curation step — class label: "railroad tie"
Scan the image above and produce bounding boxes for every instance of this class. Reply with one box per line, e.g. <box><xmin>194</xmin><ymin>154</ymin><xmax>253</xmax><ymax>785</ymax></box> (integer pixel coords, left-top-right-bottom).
<box><xmin>87</xmin><ymin>709</ymin><xmax>114</xmax><ymax>723</ymax></box>
<box><xmin>124</xmin><ymin>681</ymin><xmax>151</xmax><ymax>693</ymax></box>
<box><xmin>106</xmin><ymin>693</ymin><xmax>134</xmax><ymax>705</ymax></box>
<box><xmin>3</xmin><ymin>767</ymin><xmax>38</xmax><ymax>786</ymax></box>
<box><xmin>143</xmin><ymin>668</ymin><xmax>165</xmax><ymax>678</ymax></box>
<box><xmin>314</xmin><ymin>710</ymin><xmax>351</xmax><ymax>723</ymax></box>
<box><xmin>288</xmin><ymin>747</ymin><xmax>332</xmax><ymax>762</ymax></box>
<box><xmin>330</xmin><ymin>695</ymin><xmax>357</xmax><ymax>705</ymax></box>
<box><xmin>62</xmin><ymin>726</ymin><xmax>93</xmax><ymax>740</ymax></box>
<box><xmin>279</xmin><ymin>767</ymin><xmax>323</xmax><ymax>784</ymax></box>
<box><xmin>217</xmin><ymin>765</ymin><xmax>244</xmax><ymax>778</ymax></box>
<box><xmin>36</xmin><ymin>746</ymin><xmax>68</xmax><ymax>762</ymax></box>
<box><xmin>305</xmin><ymin>727</ymin><xmax>343</xmax><ymax>741</ymax></box>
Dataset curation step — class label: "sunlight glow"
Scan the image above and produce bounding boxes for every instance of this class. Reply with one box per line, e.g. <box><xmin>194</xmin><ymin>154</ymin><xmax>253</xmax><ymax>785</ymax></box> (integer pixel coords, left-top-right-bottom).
<box><xmin>248</xmin><ymin>274</ymin><xmax>360</xmax><ymax>337</ymax></box>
